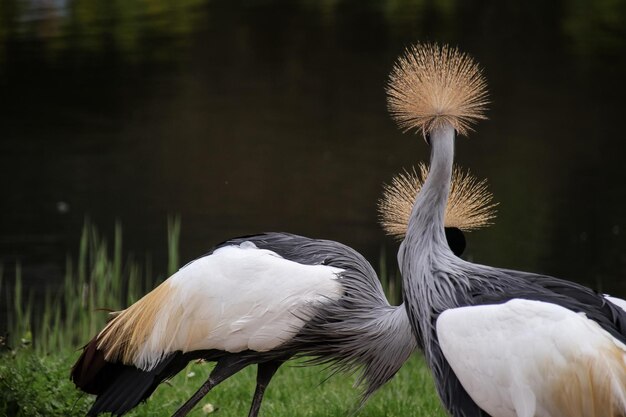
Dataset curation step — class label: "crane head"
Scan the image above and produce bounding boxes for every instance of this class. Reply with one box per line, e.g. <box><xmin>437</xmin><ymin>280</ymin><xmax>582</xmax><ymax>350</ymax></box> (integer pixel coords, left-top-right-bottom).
<box><xmin>386</xmin><ymin>43</ymin><xmax>489</xmax><ymax>140</ymax></box>
<box><xmin>378</xmin><ymin>163</ymin><xmax>498</xmax><ymax>241</ymax></box>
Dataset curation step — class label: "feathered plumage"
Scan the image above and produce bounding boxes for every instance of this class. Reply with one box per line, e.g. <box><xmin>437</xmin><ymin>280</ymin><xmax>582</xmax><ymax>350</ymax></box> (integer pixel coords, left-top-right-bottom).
<box><xmin>71</xmin><ymin>234</ymin><xmax>411</xmax><ymax>417</ymax></box>
<box><xmin>96</xmin><ymin>280</ymin><xmax>174</xmax><ymax>366</ymax></box>
<box><xmin>387</xmin><ymin>43</ymin><xmax>489</xmax><ymax>137</ymax></box>
<box><xmin>396</xmin><ymin>42</ymin><xmax>626</xmax><ymax>417</ymax></box>
<box><xmin>378</xmin><ymin>163</ymin><xmax>497</xmax><ymax>240</ymax></box>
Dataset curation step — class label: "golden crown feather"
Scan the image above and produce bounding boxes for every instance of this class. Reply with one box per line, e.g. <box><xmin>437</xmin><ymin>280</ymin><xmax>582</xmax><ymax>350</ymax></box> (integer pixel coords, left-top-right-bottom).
<box><xmin>379</xmin><ymin>163</ymin><xmax>498</xmax><ymax>240</ymax></box>
<box><xmin>387</xmin><ymin>43</ymin><xmax>489</xmax><ymax>137</ymax></box>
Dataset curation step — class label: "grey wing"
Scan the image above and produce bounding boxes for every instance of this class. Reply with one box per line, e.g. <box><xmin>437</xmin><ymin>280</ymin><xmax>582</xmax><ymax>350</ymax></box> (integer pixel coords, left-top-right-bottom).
<box><xmin>494</xmin><ymin>267</ymin><xmax>626</xmax><ymax>343</ymax></box>
<box><xmin>221</xmin><ymin>233</ymin><xmax>416</xmax><ymax>403</ymax></box>
<box><xmin>220</xmin><ymin>232</ymin><xmax>389</xmax><ymax>305</ymax></box>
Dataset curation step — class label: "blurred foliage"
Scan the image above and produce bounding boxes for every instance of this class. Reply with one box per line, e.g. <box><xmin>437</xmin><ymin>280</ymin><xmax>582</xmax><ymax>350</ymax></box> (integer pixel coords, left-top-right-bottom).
<box><xmin>562</xmin><ymin>0</ymin><xmax>626</xmax><ymax>59</ymax></box>
<box><xmin>1</xmin><ymin>217</ymin><xmax>180</xmax><ymax>355</ymax></box>
<box><xmin>0</xmin><ymin>0</ymin><xmax>207</xmax><ymax>65</ymax></box>
<box><xmin>0</xmin><ymin>0</ymin><xmax>623</xmax><ymax>69</ymax></box>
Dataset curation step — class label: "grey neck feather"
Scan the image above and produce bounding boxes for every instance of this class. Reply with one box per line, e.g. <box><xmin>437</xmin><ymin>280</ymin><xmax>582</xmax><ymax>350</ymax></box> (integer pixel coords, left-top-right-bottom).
<box><xmin>399</xmin><ymin>124</ymin><xmax>455</xmax><ymax>273</ymax></box>
<box><xmin>398</xmin><ymin>124</ymin><xmax>457</xmax><ymax>348</ymax></box>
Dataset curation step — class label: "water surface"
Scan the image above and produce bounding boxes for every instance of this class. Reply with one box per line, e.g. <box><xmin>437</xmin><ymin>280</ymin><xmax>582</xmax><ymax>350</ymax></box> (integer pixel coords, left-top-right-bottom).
<box><xmin>1</xmin><ymin>0</ymin><xmax>626</xmax><ymax>328</ymax></box>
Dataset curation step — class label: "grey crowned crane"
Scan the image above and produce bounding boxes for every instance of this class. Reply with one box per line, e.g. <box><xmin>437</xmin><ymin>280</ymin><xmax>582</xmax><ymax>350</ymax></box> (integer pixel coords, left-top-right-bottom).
<box><xmin>70</xmin><ymin>167</ymin><xmax>496</xmax><ymax>417</ymax></box>
<box><xmin>389</xmin><ymin>42</ymin><xmax>626</xmax><ymax>417</ymax></box>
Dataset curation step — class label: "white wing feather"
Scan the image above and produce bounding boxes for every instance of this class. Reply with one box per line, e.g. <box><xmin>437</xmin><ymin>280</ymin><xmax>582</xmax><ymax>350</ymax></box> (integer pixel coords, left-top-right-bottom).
<box><xmin>134</xmin><ymin>243</ymin><xmax>343</xmax><ymax>369</ymax></box>
<box><xmin>437</xmin><ymin>299</ymin><xmax>626</xmax><ymax>417</ymax></box>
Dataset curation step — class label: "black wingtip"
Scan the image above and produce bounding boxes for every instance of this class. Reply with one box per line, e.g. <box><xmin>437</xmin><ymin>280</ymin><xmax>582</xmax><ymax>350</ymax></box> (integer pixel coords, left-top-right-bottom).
<box><xmin>78</xmin><ymin>350</ymin><xmax>197</xmax><ymax>416</ymax></box>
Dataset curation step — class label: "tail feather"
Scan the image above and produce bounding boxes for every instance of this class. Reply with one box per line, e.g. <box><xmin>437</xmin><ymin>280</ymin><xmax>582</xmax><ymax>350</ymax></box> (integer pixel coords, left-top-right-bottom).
<box><xmin>71</xmin><ymin>337</ymin><xmax>199</xmax><ymax>416</ymax></box>
<box><xmin>87</xmin><ymin>366</ymin><xmax>163</xmax><ymax>416</ymax></box>
<box><xmin>71</xmin><ymin>337</ymin><xmax>126</xmax><ymax>395</ymax></box>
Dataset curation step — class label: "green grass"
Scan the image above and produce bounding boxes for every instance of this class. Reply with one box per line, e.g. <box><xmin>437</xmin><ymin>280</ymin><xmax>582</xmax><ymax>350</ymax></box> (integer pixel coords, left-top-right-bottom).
<box><xmin>0</xmin><ymin>348</ymin><xmax>445</xmax><ymax>417</ymax></box>
<box><xmin>0</xmin><ymin>350</ymin><xmax>94</xmax><ymax>416</ymax></box>
<box><xmin>0</xmin><ymin>217</ymin><xmax>444</xmax><ymax>416</ymax></box>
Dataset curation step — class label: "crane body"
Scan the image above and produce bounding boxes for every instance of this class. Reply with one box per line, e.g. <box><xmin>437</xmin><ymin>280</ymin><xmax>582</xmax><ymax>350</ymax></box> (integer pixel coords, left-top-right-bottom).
<box><xmin>72</xmin><ymin>233</ymin><xmax>415</xmax><ymax>416</ymax></box>
<box><xmin>400</xmin><ymin>123</ymin><xmax>626</xmax><ymax>417</ymax></box>
<box><xmin>389</xmin><ymin>43</ymin><xmax>626</xmax><ymax>417</ymax></box>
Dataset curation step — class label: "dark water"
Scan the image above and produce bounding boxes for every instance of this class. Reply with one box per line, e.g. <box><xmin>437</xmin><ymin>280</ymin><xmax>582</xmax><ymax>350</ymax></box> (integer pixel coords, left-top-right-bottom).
<box><xmin>2</xmin><ymin>0</ymin><xmax>626</xmax><ymax>327</ymax></box>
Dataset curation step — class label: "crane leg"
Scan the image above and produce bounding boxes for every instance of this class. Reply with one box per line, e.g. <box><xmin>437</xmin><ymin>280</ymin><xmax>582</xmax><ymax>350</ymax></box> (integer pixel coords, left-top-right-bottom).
<box><xmin>247</xmin><ymin>360</ymin><xmax>283</xmax><ymax>417</ymax></box>
<box><xmin>171</xmin><ymin>356</ymin><xmax>251</xmax><ymax>417</ymax></box>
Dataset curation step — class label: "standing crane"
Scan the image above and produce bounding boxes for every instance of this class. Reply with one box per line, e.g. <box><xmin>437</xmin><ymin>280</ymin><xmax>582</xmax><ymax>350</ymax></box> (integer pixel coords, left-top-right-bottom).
<box><xmin>70</xmin><ymin>165</ymin><xmax>496</xmax><ymax>417</ymax></box>
<box><xmin>388</xmin><ymin>42</ymin><xmax>626</xmax><ymax>417</ymax></box>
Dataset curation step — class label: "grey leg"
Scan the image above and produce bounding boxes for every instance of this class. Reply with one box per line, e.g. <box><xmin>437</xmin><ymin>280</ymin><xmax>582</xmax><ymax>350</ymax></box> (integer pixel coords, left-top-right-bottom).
<box><xmin>171</xmin><ymin>357</ymin><xmax>250</xmax><ymax>417</ymax></box>
<box><xmin>247</xmin><ymin>361</ymin><xmax>283</xmax><ymax>417</ymax></box>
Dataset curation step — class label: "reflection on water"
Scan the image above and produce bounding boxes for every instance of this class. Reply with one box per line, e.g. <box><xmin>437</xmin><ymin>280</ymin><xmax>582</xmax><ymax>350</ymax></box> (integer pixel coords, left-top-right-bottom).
<box><xmin>0</xmin><ymin>0</ymin><xmax>206</xmax><ymax>66</ymax></box>
<box><xmin>1</xmin><ymin>0</ymin><xmax>626</xmax><ymax>329</ymax></box>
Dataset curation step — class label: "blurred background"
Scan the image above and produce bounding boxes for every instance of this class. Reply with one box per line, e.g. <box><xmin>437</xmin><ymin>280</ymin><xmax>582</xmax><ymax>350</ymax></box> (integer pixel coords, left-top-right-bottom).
<box><xmin>1</xmin><ymin>0</ymin><xmax>626</xmax><ymax>331</ymax></box>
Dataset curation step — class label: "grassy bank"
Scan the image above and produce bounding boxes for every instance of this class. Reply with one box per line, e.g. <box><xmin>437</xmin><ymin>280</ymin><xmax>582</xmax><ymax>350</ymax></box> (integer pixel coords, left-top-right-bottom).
<box><xmin>1</xmin><ymin>219</ymin><xmax>443</xmax><ymax>417</ymax></box>
<box><xmin>0</xmin><ymin>348</ymin><xmax>445</xmax><ymax>417</ymax></box>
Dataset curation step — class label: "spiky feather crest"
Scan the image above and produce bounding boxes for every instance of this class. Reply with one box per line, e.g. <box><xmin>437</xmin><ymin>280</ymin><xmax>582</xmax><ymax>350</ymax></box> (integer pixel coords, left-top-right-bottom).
<box><xmin>378</xmin><ymin>163</ymin><xmax>497</xmax><ymax>240</ymax></box>
<box><xmin>387</xmin><ymin>43</ymin><xmax>489</xmax><ymax>137</ymax></box>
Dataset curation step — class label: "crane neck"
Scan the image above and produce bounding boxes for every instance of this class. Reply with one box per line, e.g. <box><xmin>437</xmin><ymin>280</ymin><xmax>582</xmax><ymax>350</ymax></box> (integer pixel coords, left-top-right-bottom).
<box><xmin>401</xmin><ymin>125</ymin><xmax>455</xmax><ymax>265</ymax></box>
<box><xmin>398</xmin><ymin>124</ymin><xmax>456</xmax><ymax>349</ymax></box>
